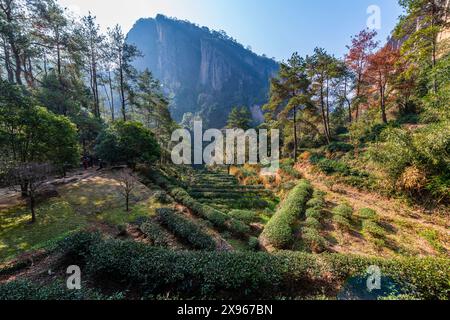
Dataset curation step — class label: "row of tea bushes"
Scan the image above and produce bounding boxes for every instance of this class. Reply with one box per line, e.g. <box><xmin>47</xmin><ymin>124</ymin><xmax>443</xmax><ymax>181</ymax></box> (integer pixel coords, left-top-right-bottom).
<box><xmin>6</xmin><ymin>232</ymin><xmax>446</xmax><ymax>300</ymax></box>
<box><xmin>157</xmin><ymin>208</ymin><xmax>216</xmax><ymax>250</ymax></box>
<box><xmin>140</xmin><ymin>219</ymin><xmax>172</xmax><ymax>248</ymax></box>
<box><xmin>146</xmin><ymin>170</ymin><xmax>250</xmax><ymax>236</ymax></box>
<box><xmin>302</xmin><ymin>190</ymin><xmax>328</xmax><ymax>253</ymax></box>
<box><xmin>259</xmin><ymin>180</ymin><xmax>313</xmax><ymax>249</ymax></box>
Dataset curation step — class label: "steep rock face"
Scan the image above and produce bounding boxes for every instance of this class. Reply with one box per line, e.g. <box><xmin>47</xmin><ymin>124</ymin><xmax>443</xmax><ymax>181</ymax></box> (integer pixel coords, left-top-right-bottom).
<box><xmin>126</xmin><ymin>15</ymin><xmax>278</xmax><ymax>128</ymax></box>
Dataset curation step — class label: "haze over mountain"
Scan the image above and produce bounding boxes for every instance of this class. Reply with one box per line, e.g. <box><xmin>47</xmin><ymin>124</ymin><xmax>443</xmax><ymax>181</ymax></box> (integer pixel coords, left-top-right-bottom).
<box><xmin>126</xmin><ymin>14</ymin><xmax>279</xmax><ymax>128</ymax></box>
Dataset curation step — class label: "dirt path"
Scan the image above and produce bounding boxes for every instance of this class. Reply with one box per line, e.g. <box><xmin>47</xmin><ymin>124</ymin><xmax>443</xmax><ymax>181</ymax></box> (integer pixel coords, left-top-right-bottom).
<box><xmin>295</xmin><ymin>162</ymin><xmax>450</xmax><ymax>257</ymax></box>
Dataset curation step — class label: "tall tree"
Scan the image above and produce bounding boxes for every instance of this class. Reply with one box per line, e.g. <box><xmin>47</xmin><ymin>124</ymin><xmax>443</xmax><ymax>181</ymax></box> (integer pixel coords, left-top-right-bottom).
<box><xmin>306</xmin><ymin>48</ymin><xmax>341</xmax><ymax>143</ymax></box>
<box><xmin>81</xmin><ymin>13</ymin><xmax>104</xmax><ymax>119</ymax></box>
<box><xmin>365</xmin><ymin>44</ymin><xmax>400</xmax><ymax>124</ymax></box>
<box><xmin>345</xmin><ymin>29</ymin><xmax>378</xmax><ymax>120</ymax></box>
<box><xmin>108</xmin><ymin>24</ymin><xmax>140</xmax><ymax>121</ymax></box>
<box><xmin>264</xmin><ymin>52</ymin><xmax>310</xmax><ymax>160</ymax></box>
<box><xmin>0</xmin><ymin>0</ymin><xmax>29</xmax><ymax>85</ymax></box>
<box><xmin>226</xmin><ymin>106</ymin><xmax>253</xmax><ymax>130</ymax></box>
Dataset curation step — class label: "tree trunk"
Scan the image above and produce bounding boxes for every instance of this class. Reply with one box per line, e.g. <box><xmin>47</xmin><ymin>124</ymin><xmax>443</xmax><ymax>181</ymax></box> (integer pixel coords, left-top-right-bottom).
<box><xmin>381</xmin><ymin>87</ymin><xmax>388</xmax><ymax>124</ymax></box>
<box><xmin>21</xmin><ymin>182</ymin><xmax>29</xmax><ymax>197</ymax></box>
<box><xmin>30</xmin><ymin>196</ymin><xmax>36</xmax><ymax>223</ymax></box>
<box><xmin>320</xmin><ymin>86</ymin><xmax>331</xmax><ymax>144</ymax></box>
<box><xmin>109</xmin><ymin>71</ymin><xmax>115</xmax><ymax>121</ymax></box>
<box><xmin>125</xmin><ymin>194</ymin><xmax>129</xmax><ymax>212</ymax></box>
<box><xmin>293</xmin><ymin>105</ymin><xmax>298</xmax><ymax>160</ymax></box>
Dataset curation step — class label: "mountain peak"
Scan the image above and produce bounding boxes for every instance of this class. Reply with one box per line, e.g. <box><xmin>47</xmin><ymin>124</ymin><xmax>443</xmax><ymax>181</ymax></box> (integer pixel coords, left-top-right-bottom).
<box><xmin>127</xmin><ymin>16</ymin><xmax>278</xmax><ymax>128</ymax></box>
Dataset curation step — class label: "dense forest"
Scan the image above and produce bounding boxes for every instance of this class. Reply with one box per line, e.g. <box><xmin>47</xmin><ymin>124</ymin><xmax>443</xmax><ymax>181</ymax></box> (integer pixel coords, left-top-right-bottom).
<box><xmin>0</xmin><ymin>0</ymin><xmax>449</xmax><ymax>301</ymax></box>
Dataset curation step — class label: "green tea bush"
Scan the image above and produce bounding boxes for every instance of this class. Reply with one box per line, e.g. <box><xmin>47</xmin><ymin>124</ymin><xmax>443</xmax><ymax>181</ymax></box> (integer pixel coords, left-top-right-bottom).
<box><xmin>306</xmin><ymin>197</ymin><xmax>325</xmax><ymax>209</ymax></box>
<box><xmin>79</xmin><ymin>238</ymin><xmax>449</xmax><ymax>300</ymax></box>
<box><xmin>304</xmin><ymin>217</ymin><xmax>321</xmax><ymax>229</ymax></box>
<box><xmin>260</xmin><ymin>180</ymin><xmax>312</xmax><ymax>249</ymax></box>
<box><xmin>6</xmin><ymin>234</ymin><xmax>447</xmax><ymax>300</ymax></box>
<box><xmin>57</xmin><ymin>231</ymin><xmax>102</xmax><ymax>264</ymax></box>
<box><xmin>0</xmin><ymin>280</ymin><xmax>112</xmax><ymax>300</ymax></box>
<box><xmin>332</xmin><ymin>204</ymin><xmax>353</xmax><ymax>219</ymax></box>
<box><xmin>228</xmin><ymin>210</ymin><xmax>259</xmax><ymax>224</ymax></box>
<box><xmin>302</xmin><ymin>228</ymin><xmax>327</xmax><ymax>253</ymax></box>
<box><xmin>333</xmin><ymin>215</ymin><xmax>352</xmax><ymax>231</ymax></box>
<box><xmin>305</xmin><ymin>208</ymin><xmax>321</xmax><ymax>220</ymax></box>
<box><xmin>157</xmin><ymin>208</ymin><xmax>216</xmax><ymax>250</ymax></box>
<box><xmin>152</xmin><ymin>190</ymin><xmax>172</xmax><ymax>204</ymax></box>
<box><xmin>248</xmin><ymin>237</ymin><xmax>260</xmax><ymax>251</ymax></box>
<box><xmin>362</xmin><ymin>220</ymin><xmax>386</xmax><ymax>238</ymax></box>
<box><xmin>140</xmin><ymin>220</ymin><xmax>171</xmax><ymax>247</ymax></box>
<box><xmin>169</xmin><ymin>188</ymin><xmax>250</xmax><ymax>236</ymax></box>
<box><xmin>358</xmin><ymin>208</ymin><xmax>378</xmax><ymax>221</ymax></box>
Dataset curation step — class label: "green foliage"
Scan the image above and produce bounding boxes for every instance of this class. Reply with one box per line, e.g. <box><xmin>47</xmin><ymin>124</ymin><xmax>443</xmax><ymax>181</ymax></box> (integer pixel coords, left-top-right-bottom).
<box><xmin>333</xmin><ymin>215</ymin><xmax>352</xmax><ymax>231</ymax></box>
<box><xmin>316</xmin><ymin>158</ymin><xmax>351</xmax><ymax>175</ymax></box>
<box><xmin>228</xmin><ymin>210</ymin><xmax>259</xmax><ymax>224</ymax></box>
<box><xmin>304</xmin><ymin>217</ymin><xmax>321</xmax><ymax>229</ymax></box>
<box><xmin>0</xmin><ymin>280</ymin><xmax>111</xmax><ymax>300</ymax></box>
<box><xmin>305</xmin><ymin>208</ymin><xmax>321</xmax><ymax>220</ymax></box>
<box><xmin>226</xmin><ymin>106</ymin><xmax>253</xmax><ymax>130</ymax></box>
<box><xmin>0</xmin><ymin>81</ymin><xmax>80</xmax><ymax>168</ymax></box>
<box><xmin>260</xmin><ymin>180</ymin><xmax>312</xmax><ymax>248</ymax></box>
<box><xmin>95</xmin><ymin>120</ymin><xmax>160</xmax><ymax>166</ymax></box>
<box><xmin>326</xmin><ymin>142</ymin><xmax>353</xmax><ymax>153</ymax></box>
<box><xmin>362</xmin><ymin>220</ymin><xmax>386</xmax><ymax>239</ymax></box>
<box><xmin>57</xmin><ymin>231</ymin><xmax>102</xmax><ymax>263</ymax></box>
<box><xmin>358</xmin><ymin>208</ymin><xmax>378</xmax><ymax>221</ymax></box>
<box><xmin>152</xmin><ymin>190</ymin><xmax>172</xmax><ymax>204</ymax></box>
<box><xmin>369</xmin><ymin>123</ymin><xmax>450</xmax><ymax>201</ymax></box>
<box><xmin>332</xmin><ymin>204</ymin><xmax>353</xmax><ymax>219</ymax></box>
<box><xmin>248</xmin><ymin>237</ymin><xmax>260</xmax><ymax>251</ymax></box>
<box><xmin>306</xmin><ymin>197</ymin><xmax>325</xmax><ymax>209</ymax></box>
<box><xmin>280</xmin><ymin>162</ymin><xmax>302</xmax><ymax>179</ymax></box>
<box><xmin>50</xmin><ymin>234</ymin><xmax>450</xmax><ymax>300</ymax></box>
<box><xmin>140</xmin><ymin>219</ymin><xmax>171</xmax><ymax>248</ymax></box>
<box><xmin>157</xmin><ymin>208</ymin><xmax>215</xmax><ymax>250</ymax></box>
<box><xmin>302</xmin><ymin>227</ymin><xmax>327</xmax><ymax>253</ymax></box>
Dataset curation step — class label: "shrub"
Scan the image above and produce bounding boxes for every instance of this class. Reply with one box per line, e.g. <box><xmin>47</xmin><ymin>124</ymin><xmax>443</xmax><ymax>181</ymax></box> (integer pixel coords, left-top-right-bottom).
<box><xmin>140</xmin><ymin>220</ymin><xmax>170</xmax><ymax>247</ymax></box>
<box><xmin>306</xmin><ymin>197</ymin><xmax>325</xmax><ymax>209</ymax></box>
<box><xmin>362</xmin><ymin>220</ymin><xmax>386</xmax><ymax>238</ymax></box>
<box><xmin>152</xmin><ymin>190</ymin><xmax>172</xmax><ymax>204</ymax></box>
<box><xmin>316</xmin><ymin>158</ymin><xmax>351</xmax><ymax>176</ymax></box>
<box><xmin>80</xmin><ymin>237</ymin><xmax>450</xmax><ymax>300</ymax></box>
<box><xmin>305</xmin><ymin>208</ymin><xmax>321</xmax><ymax>220</ymax></box>
<box><xmin>260</xmin><ymin>180</ymin><xmax>313</xmax><ymax>249</ymax></box>
<box><xmin>57</xmin><ymin>231</ymin><xmax>102</xmax><ymax>264</ymax></box>
<box><xmin>326</xmin><ymin>142</ymin><xmax>354</xmax><ymax>153</ymax></box>
<box><xmin>0</xmin><ymin>280</ymin><xmax>111</xmax><ymax>300</ymax></box>
<box><xmin>304</xmin><ymin>217</ymin><xmax>321</xmax><ymax>230</ymax></box>
<box><xmin>157</xmin><ymin>208</ymin><xmax>216</xmax><ymax>250</ymax></box>
<box><xmin>358</xmin><ymin>208</ymin><xmax>378</xmax><ymax>221</ymax></box>
<box><xmin>248</xmin><ymin>237</ymin><xmax>260</xmax><ymax>251</ymax></box>
<box><xmin>169</xmin><ymin>188</ymin><xmax>250</xmax><ymax>236</ymax></box>
<box><xmin>228</xmin><ymin>210</ymin><xmax>259</xmax><ymax>224</ymax></box>
<box><xmin>302</xmin><ymin>228</ymin><xmax>327</xmax><ymax>253</ymax></box>
<box><xmin>333</xmin><ymin>215</ymin><xmax>352</xmax><ymax>231</ymax></box>
<box><xmin>332</xmin><ymin>204</ymin><xmax>353</xmax><ymax>219</ymax></box>
<box><xmin>7</xmin><ymin>234</ymin><xmax>448</xmax><ymax>300</ymax></box>
<box><xmin>95</xmin><ymin>120</ymin><xmax>160</xmax><ymax>166</ymax></box>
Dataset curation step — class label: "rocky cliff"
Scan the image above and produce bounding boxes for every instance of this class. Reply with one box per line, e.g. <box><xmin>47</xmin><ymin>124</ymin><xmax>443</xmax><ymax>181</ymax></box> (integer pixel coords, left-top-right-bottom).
<box><xmin>126</xmin><ymin>15</ymin><xmax>278</xmax><ymax>128</ymax></box>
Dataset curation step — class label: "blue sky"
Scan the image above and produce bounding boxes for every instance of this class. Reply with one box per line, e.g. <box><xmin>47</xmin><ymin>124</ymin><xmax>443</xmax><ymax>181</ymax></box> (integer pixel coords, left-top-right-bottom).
<box><xmin>59</xmin><ymin>0</ymin><xmax>404</xmax><ymax>61</ymax></box>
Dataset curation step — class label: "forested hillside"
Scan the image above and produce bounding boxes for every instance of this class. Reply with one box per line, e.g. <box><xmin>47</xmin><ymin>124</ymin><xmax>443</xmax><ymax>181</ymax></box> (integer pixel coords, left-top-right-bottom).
<box><xmin>127</xmin><ymin>15</ymin><xmax>278</xmax><ymax>128</ymax></box>
<box><xmin>0</xmin><ymin>0</ymin><xmax>448</xmax><ymax>301</ymax></box>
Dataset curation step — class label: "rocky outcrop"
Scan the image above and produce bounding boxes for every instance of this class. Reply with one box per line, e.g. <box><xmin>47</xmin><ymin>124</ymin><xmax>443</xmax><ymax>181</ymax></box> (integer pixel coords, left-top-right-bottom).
<box><xmin>126</xmin><ymin>15</ymin><xmax>278</xmax><ymax>128</ymax></box>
